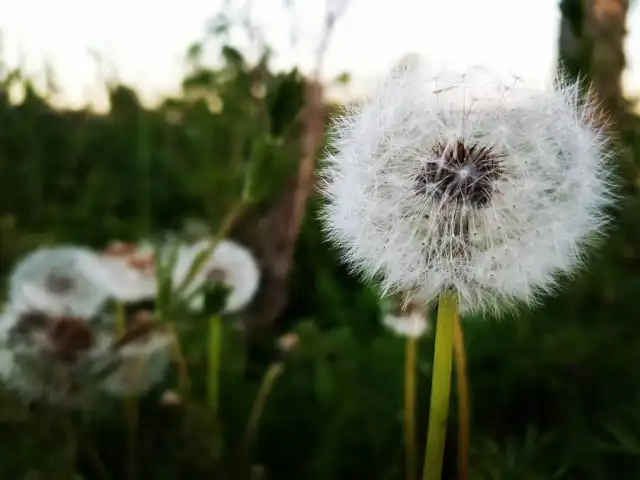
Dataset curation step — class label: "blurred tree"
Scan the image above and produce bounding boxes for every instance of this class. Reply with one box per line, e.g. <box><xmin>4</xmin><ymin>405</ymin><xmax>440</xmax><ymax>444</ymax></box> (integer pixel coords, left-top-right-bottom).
<box><xmin>236</xmin><ymin>0</ymin><xmax>351</xmax><ymax>329</ymax></box>
<box><xmin>558</xmin><ymin>0</ymin><xmax>630</xmax><ymax>113</ymax></box>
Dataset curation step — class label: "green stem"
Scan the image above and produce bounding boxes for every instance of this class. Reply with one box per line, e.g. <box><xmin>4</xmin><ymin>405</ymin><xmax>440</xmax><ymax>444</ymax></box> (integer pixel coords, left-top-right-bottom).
<box><xmin>242</xmin><ymin>362</ymin><xmax>285</xmax><ymax>458</ymax></box>
<box><xmin>453</xmin><ymin>314</ymin><xmax>470</xmax><ymax>480</ymax></box>
<box><xmin>124</xmin><ymin>399</ymin><xmax>139</xmax><ymax>480</ymax></box>
<box><xmin>78</xmin><ymin>412</ymin><xmax>111</xmax><ymax>480</ymax></box>
<box><xmin>422</xmin><ymin>292</ymin><xmax>458</xmax><ymax>480</ymax></box>
<box><xmin>167</xmin><ymin>324</ymin><xmax>191</xmax><ymax>394</ymax></box>
<box><xmin>207</xmin><ymin>314</ymin><xmax>223</xmax><ymax>413</ymax></box>
<box><xmin>115</xmin><ymin>302</ymin><xmax>126</xmax><ymax>336</ymax></box>
<box><xmin>116</xmin><ymin>302</ymin><xmax>138</xmax><ymax>480</ymax></box>
<box><xmin>405</xmin><ymin>336</ymin><xmax>418</xmax><ymax>480</ymax></box>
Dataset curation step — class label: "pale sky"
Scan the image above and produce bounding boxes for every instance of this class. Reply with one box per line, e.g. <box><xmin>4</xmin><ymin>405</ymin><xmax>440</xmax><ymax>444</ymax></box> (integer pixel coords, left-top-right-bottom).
<box><xmin>0</xmin><ymin>0</ymin><xmax>639</xmax><ymax>109</ymax></box>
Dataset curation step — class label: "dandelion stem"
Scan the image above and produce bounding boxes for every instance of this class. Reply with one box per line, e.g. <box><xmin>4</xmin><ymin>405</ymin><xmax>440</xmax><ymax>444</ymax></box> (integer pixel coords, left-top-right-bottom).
<box><xmin>453</xmin><ymin>314</ymin><xmax>470</xmax><ymax>480</ymax></box>
<box><xmin>124</xmin><ymin>399</ymin><xmax>139</xmax><ymax>480</ymax></box>
<box><xmin>115</xmin><ymin>302</ymin><xmax>126</xmax><ymax>336</ymax></box>
<box><xmin>167</xmin><ymin>324</ymin><xmax>191</xmax><ymax>393</ymax></box>
<box><xmin>79</xmin><ymin>417</ymin><xmax>111</xmax><ymax>480</ymax></box>
<box><xmin>242</xmin><ymin>361</ymin><xmax>285</xmax><ymax>458</ymax></box>
<box><xmin>207</xmin><ymin>314</ymin><xmax>223</xmax><ymax>413</ymax></box>
<box><xmin>422</xmin><ymin>292</ymin><xmax>458</xmax><ymax>480</ymax></box>
<box><xmin>404</xmin><ymin>336</ymin><xmax>418</xmax><ymax>480</ymax></box>
<box><xmin>116</xmin><ymin>302</ymin><xmax>138</xmax><ymax>480</ymax></box>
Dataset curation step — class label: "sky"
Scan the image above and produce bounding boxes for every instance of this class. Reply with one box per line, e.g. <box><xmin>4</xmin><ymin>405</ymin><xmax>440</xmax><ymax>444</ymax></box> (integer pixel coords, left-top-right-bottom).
<box><xmin>0</xmin><ymin>0</ymin><xmax>638</xmax><ymax>109</ymax></box>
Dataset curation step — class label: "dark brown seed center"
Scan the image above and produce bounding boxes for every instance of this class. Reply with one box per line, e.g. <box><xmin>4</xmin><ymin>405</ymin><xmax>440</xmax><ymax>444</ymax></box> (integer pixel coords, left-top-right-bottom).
<box><xmin>206</xmin><ymin>268</ymin><xmax>227</xmax><ymax>284</ymax></box>
<box><xmin>415</xmin><ymin>139</ymin><xmax>504</xmax><ymax>207</ymax></box>
<box><xmin>45</xmin><ymin>273</ymin><xmax>76</xmax><ymax>295</ymax></box>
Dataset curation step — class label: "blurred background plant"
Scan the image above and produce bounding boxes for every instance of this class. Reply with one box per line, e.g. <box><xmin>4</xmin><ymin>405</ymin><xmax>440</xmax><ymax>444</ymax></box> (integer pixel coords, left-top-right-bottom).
<box><xmin>0</xmin><ymin>0</ymin><xmax>639</xmax><ymax>479</ymax></box>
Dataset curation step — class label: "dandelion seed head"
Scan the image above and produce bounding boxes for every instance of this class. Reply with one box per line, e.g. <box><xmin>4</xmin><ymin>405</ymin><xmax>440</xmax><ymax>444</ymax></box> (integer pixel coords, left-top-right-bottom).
<box><xmin>10</xmin><ymin>247</ymin><xmax>108</xmax><ymax>318</ymax></box>
<box><xmin>320</xmin><ymin>58</ymin><xmax>615</xmax><ymax>314</ymax></box>
<box><xmin>415</xmin><ymin>140</ymin><xmax>505</xmax><ymax>208</ymax></box>
<box><xmin>1</xmin><ymin>307</ymin><xmax>114</xmax><ymax>407</ymax></box>
<box><xmin>187</xmin><ymin>239</ymin><xmax>261</xmax><ymax>314</ymax></box>
<box><xmin>93</xmin><ymin>244</ymin><xmax>157</xmax><ymax>304</ymax></box>
<box><xmin>101</xmin><ymin>330</ymin><xmax>171</xmax><ymax>398</ymax></box>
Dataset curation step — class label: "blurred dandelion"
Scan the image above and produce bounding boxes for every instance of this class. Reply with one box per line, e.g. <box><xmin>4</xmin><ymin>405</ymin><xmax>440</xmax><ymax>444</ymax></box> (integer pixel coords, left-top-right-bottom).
<box><xmin>101</xmin><ymin>328</ymin><xmax>171</xmax><ymax>398</ymax></box>
<box><xmin>93</xmin><ymin>242</ymin><xmax>157</xmax><ymax>303</ymax></box>
<box><xmin>382</xmin><ymin>306</ymin><xmax>430</xmax><ymax>339</ymax></box>
<box><xmin>1</xmin><ymin>304</ymin><xmax>115</xmax><ymax>406</ymax></box>
<box><xmin>9</xmin><ymin>246</ymin><xmax>108</xmax><ymax>318</ymax></box>
<box><xmin>0</xmin><ymin>243</ymin><xmax>172</xmax><ymax>407</ymax></box>
<box><xmin>320</xmin><ymin>56</ymin><xmax>614</xmax><ymax>480</ymax></box>
<box><xmin>0</xmin><ymin>310</ymin><xmax>17</xmax><ymax>383</ymax></box>
<box><xmin>187</xmin><ymin>239</ymin><xmax>261</xmax><ymax>314</ymax></box>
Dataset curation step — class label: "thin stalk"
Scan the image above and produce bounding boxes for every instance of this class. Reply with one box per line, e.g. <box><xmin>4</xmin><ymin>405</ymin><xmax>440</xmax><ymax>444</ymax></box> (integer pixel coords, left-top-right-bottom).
<box><xmin>453</xmin><ymin>314</ymin><xmax>470</xmax><ymax>480</ymax></box>
<box><xmin>78</xmin><ymin>413</ymin><xmax>111</xmax><ymax>480</ymax></box>
<box><xmin>166</xmin><ymin>324</ymin><xmax>191</xmax><ymax>394</ymax></box>
<box><xmin>241</xmin><ymin>362</ymin><xmax>285</xmax><ymax>458</ymax></box>
<box><xmin>86</xmin><ymin>442</ymin><xmax>111</xmax><ymax>480</ymax></box>
<box><xmin>116</xmin><ymin>302</ymin><xmax>138</xmax><ymax>480</ymax></box>
<box><xmin>206</xmin><ymin>314</ymin><xmax>224</xmax><ymax>413</ymax></box>
<box><xmin>404</xmin><ymin>336</ymin><xmax>418</xmax><ymax>480</ymax></box>
<box><xmin>422</xmin><ymin>292</ymin><xmax>458</xmax><ymax>480</ymax></box>
<box><xmin>123</xmin><ymin>400</ymin><xmax>139</xmax><ymax>480</ymax></box>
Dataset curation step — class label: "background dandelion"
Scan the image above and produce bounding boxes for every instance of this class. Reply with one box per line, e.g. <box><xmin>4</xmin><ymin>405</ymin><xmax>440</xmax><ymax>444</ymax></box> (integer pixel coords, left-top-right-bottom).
<box><xmin>101</xmin><ymin>330</ymin><xmax>172</xmax><ymax>398</ymax></box>
<box><xmin>187</xmin><ymin>239</ymin><xmax>261</xmax><ymax>314</ymax></box>
<box><xmin>9</xmin><ymin>247</ymin><xmax>108</xmax><ymax>318</ymax></box>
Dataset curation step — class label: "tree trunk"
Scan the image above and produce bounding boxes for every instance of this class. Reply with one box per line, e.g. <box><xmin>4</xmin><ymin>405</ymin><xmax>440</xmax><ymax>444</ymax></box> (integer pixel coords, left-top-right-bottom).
<box><xmin>586</xmin><ymin>0</ymin><xmax>629</xmax><ymax>113</ymax></box>
<box><xmin>241</xmin><ymin>80</ymin><xmax>325</xmax><ymax>329</ymax></box>
<box><xmin>558</xmin><ymin>0</ymin><xmax>630</xmax><ymax>114</ymax></box>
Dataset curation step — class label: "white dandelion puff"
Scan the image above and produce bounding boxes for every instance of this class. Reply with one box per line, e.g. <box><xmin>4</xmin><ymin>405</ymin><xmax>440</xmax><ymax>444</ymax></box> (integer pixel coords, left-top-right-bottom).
<box><xmin>0</xmin><ymin>310</ymin><xmax>17</xmax><ymax>382</ymax></box>
<box><xmin>92</xmin><ymin>243</ymin><xmax>157</xmax><ymax>303</ymax></box>
<box><xmin>1</xmin><ymin>305</ymin><xmax>116</xmax><ymax>406</ymax></box>
<box><xmin>101</xmin><ymin>330</ymin><xmax>171</xmax><ymax>398</ymax></box>
<box><xmin>381</xmin><ymin>297</ymin><xmax>430</xmax><ymax>338</ymax></box>
<box><xmin>382</xmin><ymin>312</ymin><xmax>429</xmax><ymax>339</ymax></box>
<box><xmin>186</xmin><ymin>239</ymin><xmax>261</xmax><ymax>314</ymax></box>
<box><xmin>320</xmin><ymin>58</ymin><xmax>615</xmax><ymax>314</ymax></box>
<box><xmin>9</xmin><ymin>246</ymin><xmax>108</xmax><ymax>318</ymax></box>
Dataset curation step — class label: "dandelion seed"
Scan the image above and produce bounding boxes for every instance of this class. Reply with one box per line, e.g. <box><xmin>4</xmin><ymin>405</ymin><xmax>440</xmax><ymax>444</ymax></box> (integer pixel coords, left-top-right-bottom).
<box><xmin>320</xmin><ymin>59</ymin><xmax>614</xmax><ymax>314</ymax></box>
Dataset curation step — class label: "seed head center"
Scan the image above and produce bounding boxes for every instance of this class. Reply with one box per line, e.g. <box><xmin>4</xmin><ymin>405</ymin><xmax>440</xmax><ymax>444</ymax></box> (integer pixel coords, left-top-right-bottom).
<box><xmin>45</xmin><ymin>274</ymin><xmax>76</xmax><ymax>295</ymax></box>
<box><xmin>415</xmin><ymin>139</ymin><xmax>504</xmax><ymax>208</ymax></box>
